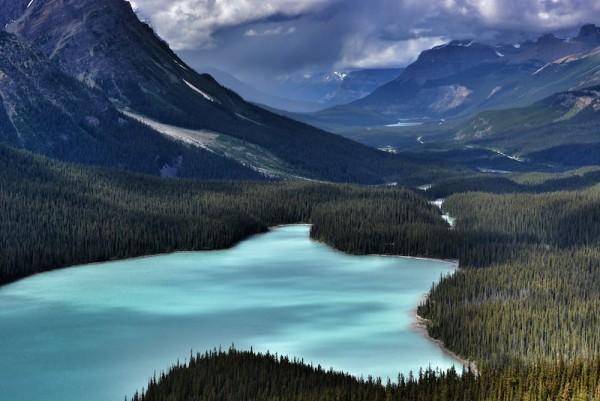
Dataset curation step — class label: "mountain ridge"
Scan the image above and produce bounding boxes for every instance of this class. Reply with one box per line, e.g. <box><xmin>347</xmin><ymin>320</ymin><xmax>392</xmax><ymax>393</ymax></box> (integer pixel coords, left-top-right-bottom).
<box><xmin>299</xmin><ymin>25</ymin><xmax>600</xmax><ymax>129</ymax></box>
<box><xmin>0</xmin><ymin>0</ymin><xmax>447</xmax><ymax>184</ymax></box>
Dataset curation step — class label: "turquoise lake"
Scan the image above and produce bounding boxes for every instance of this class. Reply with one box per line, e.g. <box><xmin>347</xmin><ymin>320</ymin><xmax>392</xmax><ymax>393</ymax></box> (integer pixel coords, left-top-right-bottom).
<box><xmin>0</xmin><ymin>225</ymin><xmax>458</xmax><ymax>401</ymax></box>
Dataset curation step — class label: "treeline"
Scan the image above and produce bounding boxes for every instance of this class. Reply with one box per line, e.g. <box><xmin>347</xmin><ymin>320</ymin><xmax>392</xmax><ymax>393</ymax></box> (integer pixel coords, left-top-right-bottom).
<box><xmin>0</xmin><ymin>145</ymin><xmax>441</xmax><ymax>284</ymax></box>
<box><xmin>427</xmin><ymin>167</ymin><xmax>600</xmax><ymax>199</ymax></box>
<box><xmin>310</xmin><ymin>194</ymin><xmax>451</xmax><ymax>257</ymax></box>
<box><xmin>129</xmin><ymin>348</ymin><xmax>600</xmax><ymax>401</ymax></box>
<box><xmin>5</xmin><ymin>141</ymin><xmax>600</xmax><ymax>397</ymax></box>
<box><xmin>444</xmin><ymin>189</ymin><xmax>600</xmax><ymax>249</ymax></box>
<box><xmin>419</xmin><ymin>248</ymin><xmax>600</xmax><ymax>366</ymax></box>
<box><xmin>418</xmin><ymin>186</ymin><xmax>600</xmax><ymax>366</ymax></box>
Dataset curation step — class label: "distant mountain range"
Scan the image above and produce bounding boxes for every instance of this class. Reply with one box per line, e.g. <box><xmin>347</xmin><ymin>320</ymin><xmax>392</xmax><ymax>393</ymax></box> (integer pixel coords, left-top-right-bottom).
<box><xmin>0</xmin><ymin>0</ymin><xmax>444</xmax><ymax>184</ymax></box>
<box><xmin>198</xmin><ymin>67</ymin><xmax>325</xmax><ymax>113</ymax></box>
<box><xmin>2</xmin><ymin>0</ymin><xmax>598</xmax><ymax>179</ymax></box>
<box><xmin>265</xmin><ymin>69</ymin><xmax>405</xmax><ymax>110</ymax></box>
<box><xmin>296</xmin><ymin>24</ymin><xmax>600</xmax><ymax>129</ymax></box>
<box><xmin>454</xmin><ymin>85</ymin><xmax>600</xmax><ymax>166</ymax></box>
<box><xmin>202</xmin><ymin>68</ymin><xmax>404</xmax><ymax>112</ymax></box>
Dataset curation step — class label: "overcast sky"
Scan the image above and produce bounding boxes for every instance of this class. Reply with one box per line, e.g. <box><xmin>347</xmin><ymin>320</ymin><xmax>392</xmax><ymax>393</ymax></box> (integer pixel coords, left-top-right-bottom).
<box><xmin>128</xmin><ymin>0</ymin><xmax>600</xmax><ymax>84</ymax></box>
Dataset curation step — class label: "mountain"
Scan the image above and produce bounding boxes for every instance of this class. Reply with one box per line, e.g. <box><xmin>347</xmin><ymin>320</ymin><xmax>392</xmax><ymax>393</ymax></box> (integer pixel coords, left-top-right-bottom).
<box><xmin>1</xmin><ymin>0</ymin><xmax>436</xmax><ymax>184</ymax></box>
<box><xmin>261</xmin><ymin>68</ymin><xmax>403</xmax><ymax>109</ymax></box>
<box><xmin>454</xmin><ymin>85</ymin><xmax>600</xmax><ymax>166</ymax></box>
<box><xmin>324</xmin><ymin>68</ymin><xmax>405</xmax><ymax>105</ymax></box>
<box><xmin>0</xmin><ymin>0</ymin><xmax>29</xmax><ymax>27</ymax></box>
<box><xmin>302</xmin><ymin>26</ymin><xmax>600</xmax><ymax>129</ymax></box>
<box><xmin>0</xmin><ymin>30</ymin><xmax>260</xmax><ymax>179</ymax></box>
<box><xmin>198</xmin><ymin>67</ymin><xmax>324</xmax><ymax>112</ymax></box>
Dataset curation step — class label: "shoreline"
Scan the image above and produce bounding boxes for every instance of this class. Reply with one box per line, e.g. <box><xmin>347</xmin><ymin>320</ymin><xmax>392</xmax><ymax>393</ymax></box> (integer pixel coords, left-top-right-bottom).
<box><xmin>301</xmin><ymin>227</ymin><xmax>471</xmax><ymax>374</ymax></box>
<box><xmin>3</xmin><ymin>224</ymin><xmax>460</xmax><ymax>288</ymax></box>
<box><xmin>411</xmin><ymin>300</ymin><xmax>479</xmax><ymax>374</ymax></box>
<box><xmin>1</xmin><ymin>222</ymin><xmax>475</xmax><ymax>380</ymax></box>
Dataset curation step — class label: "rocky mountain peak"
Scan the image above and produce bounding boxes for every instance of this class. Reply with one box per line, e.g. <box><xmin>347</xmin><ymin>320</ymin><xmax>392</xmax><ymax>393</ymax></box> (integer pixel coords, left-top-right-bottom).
<box><xmin>536</xmin><ymin>33</ymin><xmax>562</xmax><ymax>45</ymax></box>
<box><xmin>576</xmin><ymin>24</ymin><xmax>600</xmax><ymax>43</ymax></box>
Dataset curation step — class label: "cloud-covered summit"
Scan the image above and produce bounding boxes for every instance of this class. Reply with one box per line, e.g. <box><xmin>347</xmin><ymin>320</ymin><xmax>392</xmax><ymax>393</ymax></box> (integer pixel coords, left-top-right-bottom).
<box><xmin>129</xmin><ymin>0</ymin><xmax>600</xmax><ymax>84</ymax></box>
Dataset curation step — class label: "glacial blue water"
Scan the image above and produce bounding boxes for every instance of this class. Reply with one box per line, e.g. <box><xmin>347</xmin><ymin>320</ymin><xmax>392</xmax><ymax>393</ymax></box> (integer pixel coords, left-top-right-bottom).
<box><xmin>0</xmin><ymin>225</ymin><xmax>458</xmax><ymax>401</ymax></box>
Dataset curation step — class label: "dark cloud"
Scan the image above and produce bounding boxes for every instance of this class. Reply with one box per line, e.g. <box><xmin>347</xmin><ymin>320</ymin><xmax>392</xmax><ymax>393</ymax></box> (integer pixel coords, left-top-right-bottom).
<box><xmin>129</xmin><ymin>0</ymin><xmax>600</xmax><ymax>84</ymax></box>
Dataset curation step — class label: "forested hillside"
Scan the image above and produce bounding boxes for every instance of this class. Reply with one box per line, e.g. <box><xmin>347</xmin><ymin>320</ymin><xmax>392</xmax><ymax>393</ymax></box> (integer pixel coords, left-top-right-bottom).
<box><xmin>0</xmin><ymin>0</ymin><xmax>458</xmax><ymax>185</ymax></box>
<box><xmin>129</xmin><ymin>349</ymin><xmax>600</xmax><ymax>401</ymax></box>
<box><xmin>3</xmin><ymin>142</ymin><xmax>600</xmax><ymax>401</ymax></box>
<box><xmin>0</xmin><ymin>145</ymin><xmax>443</xmax><ymax>284</ymax></box>
<box><xmin>418</xmin><ymin>187</ymin><xmax>600</xmax><ymax>366</ymax></box>
<box><xmin>427</xmin><ymin>167</ymin><xmax>600</xmax><ymax>199</ymax></box>
<box><xmin>311</xmin><ymin>199</ymin><xmax>453</xmax><ymax>257</ymax></box>
<box><xmin>126</xmin><ymin>185</ymin><xmax>600</xmax><ymax>401</ymax></box>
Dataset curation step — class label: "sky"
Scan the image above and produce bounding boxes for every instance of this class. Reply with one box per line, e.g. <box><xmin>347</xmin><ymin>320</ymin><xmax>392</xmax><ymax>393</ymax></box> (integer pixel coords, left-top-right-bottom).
<box><xmin>128</xmin><ymin>0</ymin><xmax>600</xmax><ymax>85</ymax></box>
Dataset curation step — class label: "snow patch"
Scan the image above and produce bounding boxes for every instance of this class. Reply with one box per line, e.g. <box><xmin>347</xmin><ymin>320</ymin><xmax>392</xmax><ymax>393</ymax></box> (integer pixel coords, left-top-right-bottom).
<box><xmin>27</xmin><ymin>0</ymin><xmax>34</xmax><ymax>8</ymax></box>
<box><xmin>457</xmin><ymin>40</ymin><xmax>474</xmax><ymax>47</ymax></box>
<box><xmin>173</xmin><ymin>60</ymin><xmax>189</xmax><ymax>71</ymax></box>
<box><xmin>378</xmin><ymin>145</ymin><xmax>398</xmax><ymax>154</ymax></box>
<box><xmin>490</xmin><ymin>148</ymin><xmax>524</xmax><ymax>162</ymax></box>
<box><xmin>235</xmin><ymin>113</ymin><xmax>263</xmax><ymax>126</ymax></box>
<box><xmin>487</xmin><ymin>86</ymin><xmax>502</xmax><ymax>99</ymax></box>
<box><xmin>183</xmin><ymin>79</ymin><xmax>220</xmax><ymax>104</ymax></box>
<box><xmin>496</xmin><ymin>51</ymin><xmax>504</xmax><ymax>57</ymax></box>
<box><xmin>385</xmin><ymin>121</ymin><xmax>423</xmax><ymax>127</ymax></box>
<box><xmin>533</xmin><ymin>63</ymin><xmax>552</xmax><ymax>75</ymax></box>
<box><xmin>478</xmin><ymin>167</ymin><xmax>512</xmax><ymax>174</ymax></box>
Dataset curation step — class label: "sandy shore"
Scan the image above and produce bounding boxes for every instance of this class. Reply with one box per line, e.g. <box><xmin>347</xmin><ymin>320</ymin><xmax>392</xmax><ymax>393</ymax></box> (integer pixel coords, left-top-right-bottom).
<box><xmin>412</xmin><ymin>307</ymin><xmax>479</xmax><ymax>374</ymax></box>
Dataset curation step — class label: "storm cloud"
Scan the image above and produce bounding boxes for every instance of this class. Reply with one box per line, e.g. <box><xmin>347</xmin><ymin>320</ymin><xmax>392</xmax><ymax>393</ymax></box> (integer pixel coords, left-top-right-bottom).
<box><xmin>129</xmin><ymin>0</ymin><xmax>600</xmax><ymax>82</ymax></box>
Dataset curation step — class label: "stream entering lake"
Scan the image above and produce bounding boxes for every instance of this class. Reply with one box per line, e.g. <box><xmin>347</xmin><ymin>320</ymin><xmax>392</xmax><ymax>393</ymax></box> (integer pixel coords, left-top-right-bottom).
<box><xmin>0</xmin><ymin>225</ymin><xmax>458</xmax><ymax>401</ymax></box>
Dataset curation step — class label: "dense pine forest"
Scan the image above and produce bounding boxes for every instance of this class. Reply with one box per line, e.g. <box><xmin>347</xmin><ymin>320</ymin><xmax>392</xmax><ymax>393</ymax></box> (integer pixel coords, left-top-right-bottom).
<box><xmin>427</xmin><ymin>167</ymin><xmax>600</xmax><ymax>199</ymax></box>
<box><xmin>0</xmin><ymin>144</ymin><xmax>443</xmax><ymax>284</ymax></box>
<box><xmin>3</xmin><ymin>143</ymin><xmax>600</xmax><ymax>401</ymax></box>
<box><xmin>418</xmin><ymin>187</ymin><xmax>600</xmax><ymax>367</ymax></box>
<box><xmin>126</xmin><ymin>180</ymin><xmax>600</xmax><ymax>401</ymax></box>
<box><xmin>130</xmin><ymin>349</ymin><xmax>600</xmax><ymax>401</ymax></box>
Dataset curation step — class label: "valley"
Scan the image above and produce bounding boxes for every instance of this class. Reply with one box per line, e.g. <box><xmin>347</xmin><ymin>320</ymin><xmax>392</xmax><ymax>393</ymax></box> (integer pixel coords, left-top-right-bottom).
<box><xmin>0</xmin><ymin>225</ymin><xmax>458</xmax><ymax>401</ymax></box>
<box><xmin>1</xmin><ymin>1</ymin><xmax>600</xmax><ymax>401</ymax></box>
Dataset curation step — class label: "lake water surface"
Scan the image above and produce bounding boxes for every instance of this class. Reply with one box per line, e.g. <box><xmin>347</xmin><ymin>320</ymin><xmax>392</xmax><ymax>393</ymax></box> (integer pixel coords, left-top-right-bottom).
<box><xmin>0</xmin><ymin>225</ymin><xmax>458</xmax><ymax>401</ymax></box>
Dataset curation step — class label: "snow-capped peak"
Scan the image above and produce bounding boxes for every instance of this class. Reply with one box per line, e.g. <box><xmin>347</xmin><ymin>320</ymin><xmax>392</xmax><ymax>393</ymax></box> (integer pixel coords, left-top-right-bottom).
<box><xmin>333</xmin><ymin>71</ymin><xmax>348</xmax><ymax>81</ymax></box>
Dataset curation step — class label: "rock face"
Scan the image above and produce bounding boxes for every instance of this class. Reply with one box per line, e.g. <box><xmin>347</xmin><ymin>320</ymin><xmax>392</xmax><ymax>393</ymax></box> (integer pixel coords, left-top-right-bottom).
<box><xmin>0</xmin><ymin>0</ymin><xmax>418</xmax><ymax>184</ymax></box>
<box><xmin>0</xmin><ymin>31</ymin><xmax>261</xmax><ymax>179</ymax></box>
<box><xmin>454</xmin><ymin>85</ymin><xmax>600</xmax><ymax>159</ymax></box>
<box><xmin>315</xmin><ymin>25</ymin><xmax>600</xmax><ymax>124</ymax></box>
<box><xmin>9</xmin><ymin>0</ymin><xmax>235</xmax><ymax>120</ymax></box>
<box><xmin>576</xmin><ymin>24</ymin><xmax>600</xmax><ymax>45</ymax></box>
<box><xmin>0</xmin><ymin>0</ymin><xmax>29</xmax><ymax>27</ymax></box>
<box><xmin>0</xmin><ymin>30</ymin><xmax>110</xmax><ymax>151</ymax></box>
<box><xmin>258</xmin><ymin>68</ymin><xmax>404</xmax><ymax>109</ymax></box>
<box><xmin>401</xmin><ymin>41</ymin><xmax>501</xmax><ymax>84</ymax></box>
